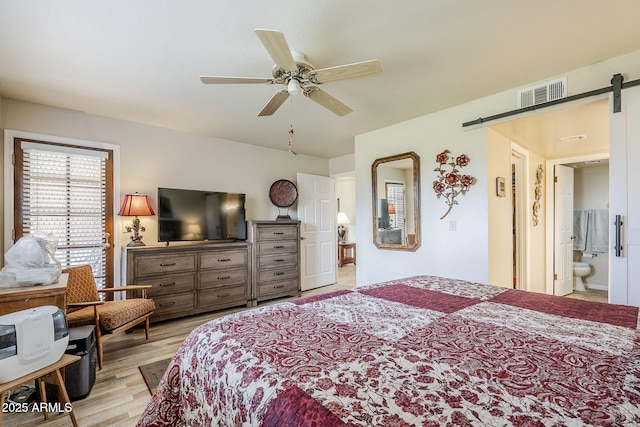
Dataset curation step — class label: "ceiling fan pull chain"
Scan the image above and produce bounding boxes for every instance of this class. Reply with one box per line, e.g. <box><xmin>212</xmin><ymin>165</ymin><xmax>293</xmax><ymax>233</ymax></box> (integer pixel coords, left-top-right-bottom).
<box><xmin>288</xmin><ymin>123</ymin><xmax>297</xmax><ymax>155</ymax></box>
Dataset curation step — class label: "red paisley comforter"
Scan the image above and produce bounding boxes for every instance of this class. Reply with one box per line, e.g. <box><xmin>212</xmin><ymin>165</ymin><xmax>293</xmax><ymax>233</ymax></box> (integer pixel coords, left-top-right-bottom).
<box><xmin>137</xmin><ymin>276</ymin><xmax>640</xmax><ymax>426</ymax></box>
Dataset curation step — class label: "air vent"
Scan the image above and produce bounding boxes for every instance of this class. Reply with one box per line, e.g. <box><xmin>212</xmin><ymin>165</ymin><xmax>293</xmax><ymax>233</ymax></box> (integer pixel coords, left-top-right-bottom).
<box><xmin>517</xmin><ymin>77</ymin><xmax>567</xmax><ymax>108</ymax></box>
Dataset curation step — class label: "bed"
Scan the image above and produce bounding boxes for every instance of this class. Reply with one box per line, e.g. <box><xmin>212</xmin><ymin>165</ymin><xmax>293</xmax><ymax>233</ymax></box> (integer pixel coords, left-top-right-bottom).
<box><xmin>137</xmin><ymin>275</ymin><xmax>640</xmax><ymax>426</ymax></box>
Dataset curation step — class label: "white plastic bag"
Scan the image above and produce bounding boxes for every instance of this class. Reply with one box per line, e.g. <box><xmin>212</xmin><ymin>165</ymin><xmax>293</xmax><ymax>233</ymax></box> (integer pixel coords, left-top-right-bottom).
<box><xmin>0</xmin><ymin>232</ymin><xmax>62</xmax><ymax>287</ymax></box>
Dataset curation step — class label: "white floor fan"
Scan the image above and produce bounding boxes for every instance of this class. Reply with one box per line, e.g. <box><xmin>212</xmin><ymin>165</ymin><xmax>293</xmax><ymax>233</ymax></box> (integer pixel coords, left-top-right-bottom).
<box><xmin>200</xmin><ymin>29</ymin><xmax>382</xmax><ymax>117</ymax></box>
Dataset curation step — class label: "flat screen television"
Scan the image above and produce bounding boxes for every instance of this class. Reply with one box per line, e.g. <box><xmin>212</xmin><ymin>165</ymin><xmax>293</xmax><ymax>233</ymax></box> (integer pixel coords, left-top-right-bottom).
<box><xmin>157</xmin><ymin>187</ymin><xmax>247</xmax><ymax>243</ymax></box>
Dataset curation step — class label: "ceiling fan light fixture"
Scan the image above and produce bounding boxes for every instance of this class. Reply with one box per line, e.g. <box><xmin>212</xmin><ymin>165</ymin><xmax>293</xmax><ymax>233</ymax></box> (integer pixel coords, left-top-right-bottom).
<box><xmin>287</xmin><ymin>78</ymin><xmax>301</xmax><ymax>96</ymax></box>
<box><xmin>200</xmin><ymin>29</ymin><xmax>382</xmax><ymax>116</ymax></box>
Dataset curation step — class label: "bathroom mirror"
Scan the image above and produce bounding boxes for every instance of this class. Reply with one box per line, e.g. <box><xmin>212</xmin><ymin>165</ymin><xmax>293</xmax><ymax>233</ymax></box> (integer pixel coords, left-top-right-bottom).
<box><xmin>372</xmin><ymin>151</ymin><xmax>421</xmax><ymax>251</ymax></box>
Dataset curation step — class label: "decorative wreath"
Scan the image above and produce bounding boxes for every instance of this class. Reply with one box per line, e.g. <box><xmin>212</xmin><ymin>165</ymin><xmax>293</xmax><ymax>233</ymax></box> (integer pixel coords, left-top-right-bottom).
<box><xmin>433</xmin><ymin>150</ymin><xmax>476</xmax><ymax>219</ymax></box>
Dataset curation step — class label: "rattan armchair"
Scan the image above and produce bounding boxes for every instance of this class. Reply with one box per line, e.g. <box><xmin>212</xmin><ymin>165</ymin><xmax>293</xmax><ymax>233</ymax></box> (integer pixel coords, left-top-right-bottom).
<box><xmin>63</xmin><ymin>265</ymin><xmax>155</xmax><ymax>369</ymax></box>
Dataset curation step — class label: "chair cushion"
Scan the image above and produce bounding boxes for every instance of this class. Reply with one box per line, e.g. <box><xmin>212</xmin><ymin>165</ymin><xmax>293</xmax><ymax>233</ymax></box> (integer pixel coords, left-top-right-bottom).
<box><xmin>67</xmin><ymin>299</ymin><xmax>156</xmax><ymax>331</ymax></box>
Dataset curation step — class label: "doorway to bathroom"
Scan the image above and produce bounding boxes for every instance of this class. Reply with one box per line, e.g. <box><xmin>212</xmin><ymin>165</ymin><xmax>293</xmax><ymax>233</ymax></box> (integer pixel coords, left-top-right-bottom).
<box><xmin>489</xmin><ymin>97</ymin><xmax>610</xmax><ymax>300</ymax></box>
<box><xmin>549</xmin><ymin>154</ymin><xmax>610</xmax><ymax>301</ymax></box>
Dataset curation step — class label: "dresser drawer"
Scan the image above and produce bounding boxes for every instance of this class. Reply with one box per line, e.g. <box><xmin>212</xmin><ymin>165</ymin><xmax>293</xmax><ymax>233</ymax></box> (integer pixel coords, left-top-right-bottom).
<box><xmin>257</xmin><ymin>267</ymin><xmax>297</xmax><ymax>283</ymax></box>
<box><xmin>143</xmin><ymin>273</ymin><xmax>195</xmax><ymax>297</ymax></box>
<box><xmin>200</xmin><ymin>250</ymin><xmax>247</xmax><ymax>270</ymax></box>
<box><xmin>199</xmin><ymin>268</ymin><xmax>247</xmax><ymax>289</ymax></box>
<box><xmin>258</xmin><ymin>279</ymin><xmax>298</xmax><ymax>298</ymax></box>
<box><xmin>135</xmin><ymin>254</ymin><xmax>196</xmax><ymax>276</ymax></box>
<box><xmin>256</xmin><ymin>226</ymin><xmax>298</xmax><ymax>241</ymax></box>
<box><xmin>151</xmin><ymin>293</ymin><xmax>196</xmax><ymax>319</ymax></box>
<box><xmin>198</xmin><ymin>284</ymin><xmax>246</xmax><ymax>307</ymax></box>
<box><xmin>256</xmin><ymin>240</ymin><xmax>297</xmax><ymax>255</ymax></box>
<box><xmin>257</xmin><ymin>253</ymin><xmax>297</xmax><ymax>269</ymax></box>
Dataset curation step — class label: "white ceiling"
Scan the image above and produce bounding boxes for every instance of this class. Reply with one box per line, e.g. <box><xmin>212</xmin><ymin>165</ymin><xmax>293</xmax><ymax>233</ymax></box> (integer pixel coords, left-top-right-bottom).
<box><xmin>490</xmin><ymin>98</ymin><xmax>610</xmax><ymax>160</ymax></box>
<box><xmin>1</xmin><ymin>1</ymin><xmax>639</xmax><ymax>158</ymax></box>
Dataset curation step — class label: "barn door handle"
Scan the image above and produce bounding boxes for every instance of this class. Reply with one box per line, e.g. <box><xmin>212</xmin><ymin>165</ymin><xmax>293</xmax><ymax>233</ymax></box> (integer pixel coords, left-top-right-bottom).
<box><xmin>614</xmin><ymin>214</ymin><xmax>624</xmax><ymax>257</ymax></box>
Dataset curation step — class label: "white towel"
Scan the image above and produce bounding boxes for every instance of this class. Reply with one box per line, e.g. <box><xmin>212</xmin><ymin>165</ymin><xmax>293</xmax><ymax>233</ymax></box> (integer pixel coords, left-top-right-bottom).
<box><xmin>590</xmin><ymin>209</ymin><xmax>609</xmax><ymax>253</ymax></box>
<box><xmin>573</xmin><ymin>209</ymin><xmax>589</xmax><ymax>251</ymax></box>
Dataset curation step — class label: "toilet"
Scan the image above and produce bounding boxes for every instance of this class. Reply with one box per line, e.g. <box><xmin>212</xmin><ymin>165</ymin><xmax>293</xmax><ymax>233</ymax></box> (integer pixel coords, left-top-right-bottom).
<box><xmin>572</xmin><ymin>261</ymin><xmax>591</xmax><ymax>292</ymax></box>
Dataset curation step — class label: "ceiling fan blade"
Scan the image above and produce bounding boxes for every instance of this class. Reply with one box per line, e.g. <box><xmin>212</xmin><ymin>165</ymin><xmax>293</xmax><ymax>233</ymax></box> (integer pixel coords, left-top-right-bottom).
<box><xmin>258</xmin><ymin>90</ymin><xmax>290</xmax><ymax>116</ymax></box>
<box><xmin>255</xmin><ymin>29</ymin><xmax>297</xmax><ymax>72</ymax></box>
<box><xmin>311</xmin><ymin>60</ymin><xmax>382</xmax><ymax>84</ymax></box>
<box><xmin>200</xmin><ymin>76</ymin><xmax>273</xmax><ymax>84</ymax></box>
<box><xmin>304</xmin><ymin>87</ymin><xmax>353</xmax><ymax>116</ymax></box>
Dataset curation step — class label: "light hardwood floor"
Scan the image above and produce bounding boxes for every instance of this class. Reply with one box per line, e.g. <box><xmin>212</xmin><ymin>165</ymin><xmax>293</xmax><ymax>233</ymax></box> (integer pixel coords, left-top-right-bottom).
<box><xmin>2</xmin><ymin>265</ymin><xmax>356</xmax><ymax>427</ymax></box>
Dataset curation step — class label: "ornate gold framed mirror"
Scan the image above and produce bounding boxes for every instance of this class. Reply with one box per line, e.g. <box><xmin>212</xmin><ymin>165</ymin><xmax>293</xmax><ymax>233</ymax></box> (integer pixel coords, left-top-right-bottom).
<box><xmin>372</xmin><ymin>151</ymin><xmax>421</xmax><ymax>251</ymax></box>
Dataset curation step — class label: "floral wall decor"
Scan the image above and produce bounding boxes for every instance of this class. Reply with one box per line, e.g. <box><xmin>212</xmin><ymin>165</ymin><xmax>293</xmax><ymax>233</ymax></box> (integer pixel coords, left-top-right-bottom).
<box><xmin>433</xmin><ymin>149</ymin><xmax>476</xmax><ymax>219</ymax></box>
<box><xmin>532</xmin><ymin>164</ymin><xmax>543</xmax><ymax>226</ymax></box>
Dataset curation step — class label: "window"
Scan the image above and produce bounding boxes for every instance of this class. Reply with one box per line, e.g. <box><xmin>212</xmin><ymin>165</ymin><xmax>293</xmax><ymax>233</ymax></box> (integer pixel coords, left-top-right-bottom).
<box><xmin>13</xmin><ymin>138</ymin><xmax>114</xmax><ymax>288</ymax></box>
<box><xmin>385</xmin><ymin>181</ymin><xmax>407</xmax><ymax>244</ymax></box>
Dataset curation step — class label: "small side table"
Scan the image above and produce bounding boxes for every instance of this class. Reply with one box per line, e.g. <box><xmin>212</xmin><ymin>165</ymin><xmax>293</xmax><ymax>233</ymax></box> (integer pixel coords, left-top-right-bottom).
<box><xmin>0</xmin><ymin>354</ymin><xmax>81</xmax><ymax>427</ymax></box>
<box><xmin>338</xmin><ymin>243</ymin><xmax>356</xmax><ymax>267</ymax></box>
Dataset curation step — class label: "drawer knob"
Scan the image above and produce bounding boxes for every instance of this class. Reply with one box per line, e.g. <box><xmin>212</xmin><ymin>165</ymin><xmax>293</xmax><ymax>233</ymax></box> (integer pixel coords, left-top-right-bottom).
<box><xmin>217</xmin><ymin>276</ymin><xmax>231</xmax><ymax>280</ymax></box>
<box><xmin>159</xmin><ymin>282</ymin><xmax>176</xmax><ymax>287</ymax></box>
<box><xmin>218</xmin><ymin>258</ymin><xmax>231</xmax><ymax>262</ymax></box>
<box><xmin>274</xmin><ymin>285</ymin><xmax>285</xmax><ymax>289</ymax></box>
<box><xmin>217</xmin><ymin>293</ymin><xmax>230</xmax><ymax>298</ymax></box>
<box><xmin>274</xmin><ymin>272</ymin><xmax>285</xmax><ymax>276</ymax></box>
<box><xmin>274</xmin><ymin>259</ymin><xmax>285</xmax><ymax>263</ymax></box>
<box><xmin>160</xmin><ymin>262</ymin><xmax>176</xmax><ymax>267</ymax></box>
<box><xmin>273</xmin><ymin>232</ymin><xmax>284</xmax><ymax>235</ymax></box>
<box><xmin>273</xmin><ymin>245</ymin><xmax>285</xmax><ymax>249</ymax></box>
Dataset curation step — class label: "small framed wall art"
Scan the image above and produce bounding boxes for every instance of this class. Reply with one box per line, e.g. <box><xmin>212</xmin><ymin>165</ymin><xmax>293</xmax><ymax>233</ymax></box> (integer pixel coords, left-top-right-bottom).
<box><xmin>496</xmin><ymin>177</ymin><xmax>506</xmax><ymax>197</ymax></box>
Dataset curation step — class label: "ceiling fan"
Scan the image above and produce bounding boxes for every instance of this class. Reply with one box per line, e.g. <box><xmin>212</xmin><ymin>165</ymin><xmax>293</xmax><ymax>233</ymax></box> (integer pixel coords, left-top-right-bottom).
<box><xmin>200</xmin><ymin>29</ymin><xmax>383</xmax><ymax>117</ymax></box>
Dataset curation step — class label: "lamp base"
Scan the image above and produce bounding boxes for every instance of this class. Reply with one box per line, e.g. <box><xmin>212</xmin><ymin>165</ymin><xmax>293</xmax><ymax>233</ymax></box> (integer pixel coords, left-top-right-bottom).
<box><xmin>126</xmin><ymin>217</ymin><xmax>146</xmax><ymax>247</ymax></box>
<box><xmin>337</xmin><ymin>227</ymin><xmax>346</xmax><ymax>244</ymax></box>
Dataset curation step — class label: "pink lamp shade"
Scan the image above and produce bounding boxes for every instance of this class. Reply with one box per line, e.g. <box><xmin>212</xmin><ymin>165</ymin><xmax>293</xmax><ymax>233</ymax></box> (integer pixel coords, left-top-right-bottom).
<box><xmin>387</xmin><ymin>203</ymin><xmax>396</xmax><ymax>215</ymax></box>
<box><xmin>118</xmin><ymin>194</ymin><xmax>155</xmax><ymax>217</ymax></box>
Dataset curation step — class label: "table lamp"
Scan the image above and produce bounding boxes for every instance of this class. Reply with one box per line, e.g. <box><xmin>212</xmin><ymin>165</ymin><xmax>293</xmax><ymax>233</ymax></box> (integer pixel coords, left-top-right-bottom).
<box><xmin>118</xmin><ymin>193</ymin><xmax>155</xmax><ymax>246</ymax></box>
<box><xmin>337</xmin><ymin>211</ymin><xmax>350</xmax><ymax>244</ymax></box>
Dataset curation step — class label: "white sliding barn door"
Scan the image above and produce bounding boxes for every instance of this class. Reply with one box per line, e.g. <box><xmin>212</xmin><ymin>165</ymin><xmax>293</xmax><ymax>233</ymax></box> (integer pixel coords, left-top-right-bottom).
<box><xmin>553</xmin><ymin>165</ymin><xmax>574</xmax><ymax>296</ymax></box>
<box><xmin>297</xmin><ymin>173</ymin><xmax>336</xmax><ymax>291</ymax></box>
<box><xmin>610</xmin><ymin>86</ymin><xmax>640</xmax><ymax>306</ymax></box>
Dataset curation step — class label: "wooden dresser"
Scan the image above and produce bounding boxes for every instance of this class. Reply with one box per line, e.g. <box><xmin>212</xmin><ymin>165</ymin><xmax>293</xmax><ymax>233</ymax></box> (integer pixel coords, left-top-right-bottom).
<box><xmin>122</xmin><ymin>242</ymin><xmax>251</xmax><ymax>322</ymax></box>
<box><xmin>0</xmin><ymin>274</ymin><xmax>68</xmax><ymax>316</ymax></box>
<box><xmin>247</xmin><ymin>220</ymin><xmax>301</xmax><ymax>304</ymax></box>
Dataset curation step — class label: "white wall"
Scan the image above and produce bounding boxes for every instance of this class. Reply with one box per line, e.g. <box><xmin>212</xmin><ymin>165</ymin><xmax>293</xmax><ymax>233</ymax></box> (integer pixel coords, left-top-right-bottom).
<box><xmin>331</xmin><ymin>154</ymin><xmax>357</xmax><ymax>244</ymax></box>
<box><xmin>527</xmin><ymin>151</ymin><xmax>546</xmax><ymax>294</ymax></box>
<box><xmin>486</xmin><ymin>129</ymin><xmax>513</xmax><ymax>287</ymax></box>
<box><xmin>335</xmin><ymin>176</ymin><xmax>356</xmax><ymax>243</ymax></box>
<box><xmin>355</xmin><ymin>49</ymin><xmax>640</xmax><ymax>288</ymax></box>
<box><xmin>355</xmin><ymin>105</ymin><xmax>489</xmax><ymax>286</ymax></box>
<box><xmin>1</xmin><ymin>98</ymin><xmax>329</xmax><ymax>281</ymax></box>
<box><xmin>329</xmin><ymin>153</ymin><xmax>355</xmax><ymax>175</ymax></box>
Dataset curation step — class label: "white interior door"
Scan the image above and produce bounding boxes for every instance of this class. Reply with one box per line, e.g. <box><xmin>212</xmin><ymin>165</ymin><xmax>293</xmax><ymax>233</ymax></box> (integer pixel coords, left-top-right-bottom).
<box><xmin>610</xmin><ymin>86</ymin><xmax>640</xmax><ymax>306</ymax></box>
<box><xmin>554</xmin><ymin>164</ymin><xmax>574</xmax><ymax>296</ymax></box>
<box><xmin>297</xmin><ymin>173</ymin><xmax>336</xmax><ymax>291</ymax></box>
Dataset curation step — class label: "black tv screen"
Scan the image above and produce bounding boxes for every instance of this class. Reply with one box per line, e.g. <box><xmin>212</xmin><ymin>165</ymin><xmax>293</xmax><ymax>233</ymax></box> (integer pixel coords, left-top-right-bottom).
<box><xmin>157</xmin><ymin>187</ymin><xmax>247</xmax><ymax>242</ymax></box>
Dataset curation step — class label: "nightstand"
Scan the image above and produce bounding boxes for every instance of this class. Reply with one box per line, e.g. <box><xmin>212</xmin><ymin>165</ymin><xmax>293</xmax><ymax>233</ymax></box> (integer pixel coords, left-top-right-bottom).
<box><xmin>338</xmin><ymin>243</ymin><xmax>356</xmax><ymax>267</ymax></box>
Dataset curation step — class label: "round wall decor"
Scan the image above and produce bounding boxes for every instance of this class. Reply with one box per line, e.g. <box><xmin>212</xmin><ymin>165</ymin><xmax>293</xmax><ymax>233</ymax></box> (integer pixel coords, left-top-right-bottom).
<box><xmin>269</xmin><ymin>179</ymin><xmax>298</xmax><ymax>220</ymax></box>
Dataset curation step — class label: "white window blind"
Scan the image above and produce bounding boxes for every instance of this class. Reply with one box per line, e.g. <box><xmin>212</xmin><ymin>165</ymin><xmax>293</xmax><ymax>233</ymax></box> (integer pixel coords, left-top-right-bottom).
<box><xmin>386</xmin><ymin>181</ymin><xmax>407</xmax><ymax>244</ymax></box>
<box><xmin>20</xmin><ymin>141</ymin><xmax>109</xmax><ymax>288</ymax></box>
